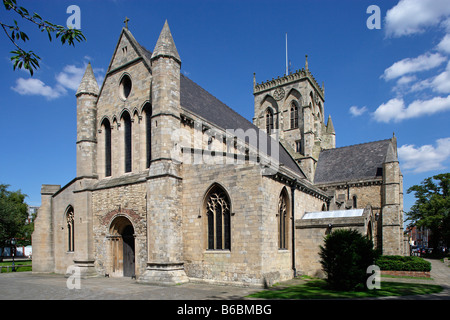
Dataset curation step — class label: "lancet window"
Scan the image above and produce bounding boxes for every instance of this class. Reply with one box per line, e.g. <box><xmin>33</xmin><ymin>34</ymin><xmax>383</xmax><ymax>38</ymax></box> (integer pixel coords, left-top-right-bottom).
<box><xmin>206</xmin><ymin>185</ymin><xmax>231</xmax><ymax>250</ymax></box>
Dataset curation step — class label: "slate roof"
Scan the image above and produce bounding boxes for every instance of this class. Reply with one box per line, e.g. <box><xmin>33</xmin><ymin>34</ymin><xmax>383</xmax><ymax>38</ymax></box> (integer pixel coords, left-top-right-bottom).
<box><xmin>179</xmin><ymin>74</ymin><xmax>305</xmax><ymax>178</ymax></box>
<box><xmin>314</xmin><ymin>139</ymin><xmax>392</xmax><ymax>184</ymax></box>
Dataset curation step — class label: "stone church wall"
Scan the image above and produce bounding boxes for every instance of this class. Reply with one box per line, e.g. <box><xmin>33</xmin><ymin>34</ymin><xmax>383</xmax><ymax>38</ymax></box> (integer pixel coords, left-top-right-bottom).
<box><xmin>33</xmin><ymin>181</ymin><xmax>78</xmax><ymax>274</ymax></box>
<box><xmin>181</xmin><ymin>161</ymin><xmax>265</xmax><ymax>287</ymax></box>
<box><xmin>259</xmin><ymin>177</ymin><xmax>326</xmax><ymax>286</ymax></box>
<box><xmin>181</xmin><ymin>157</ymin><xmax>326</xmax><ymax>287</ymax></box>
<box><xmin>91</xmin><ymin>180</ymin><xmax>148</xmax><ymax>278</ymax></box>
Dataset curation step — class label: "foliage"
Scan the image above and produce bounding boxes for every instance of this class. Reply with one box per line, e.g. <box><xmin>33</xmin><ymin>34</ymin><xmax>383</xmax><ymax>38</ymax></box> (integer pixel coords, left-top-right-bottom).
<box><xmin>319</xmin><ymin>229</ymin><xmax>377</xmax><ymax>291</ymax></box>
<box><xmin>0</xmin><ymin>0</ymin><xmax>86</xmax><ymax>75</ymax></box>
<box><xmin>0</xmin><ymin>184</ymin><xmax>29</xmax><ymax>248</ymax></box>
<box><xmin>406</xmin><ymin>173</ymin><xmax>450</xmax><ymax>251</ymax></box>
<box><xmin>376</xmin><ymin>255</ymin><xmax>431</xmax><ymax>272</ymax></box>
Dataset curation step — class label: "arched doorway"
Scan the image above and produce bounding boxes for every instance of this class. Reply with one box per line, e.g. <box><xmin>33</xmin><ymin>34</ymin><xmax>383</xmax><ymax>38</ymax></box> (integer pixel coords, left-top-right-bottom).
<box><xmin>109</xmin><ymin>216</ymin><xmax>135</xmax><ymax>278</ymax></box>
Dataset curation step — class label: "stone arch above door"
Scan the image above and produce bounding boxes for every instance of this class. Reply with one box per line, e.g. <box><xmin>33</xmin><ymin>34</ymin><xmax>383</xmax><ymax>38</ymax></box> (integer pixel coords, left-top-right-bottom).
<box><xmin>107</xmin><ymin>214</ymin><xmax>136</xmax><ymax>278</ymax></box>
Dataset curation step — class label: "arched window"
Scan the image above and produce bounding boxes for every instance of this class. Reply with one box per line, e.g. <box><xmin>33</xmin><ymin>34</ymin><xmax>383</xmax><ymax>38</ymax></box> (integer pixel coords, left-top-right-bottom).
<box><xmin>205</xmin><ymin>185</ymin><xmax>231</xmax><ymax>250</ymax></box>
<box><xmin>278</xmin><ymin>189</ymin><xmax>289</xmax><ymax>249</ymax></box>
<box><xmin>66</xmin><ymin>206</ymin><xmax>75</xmax><ymax>252</ymax></box>
<box><xmin>122</xmin><ymin>111</ymin><xmax>132</xmax><ymax>173</ymax></box>
<box><xmin>102</xmin><ymin>119</ymin><xmax>112</xmax><ymax>177</ymax></box>
<box><xmin>290</xmin><ymin>102</ymin><xmax>298</xmax><ymax>129</ymax></box>
<box><xmin>265</xmin><ymin>109</ymin><xmax>274</xmax><ymax>135</ymax></box>
<box><xmin>143</xmin><ymin>103</ymin><xmax>152</xmax><ymax>168</ymax></box>
<box><xmin>352</xmin><ymin>195</ymin><xmax>357</xmax><ymax>208</ymax></box>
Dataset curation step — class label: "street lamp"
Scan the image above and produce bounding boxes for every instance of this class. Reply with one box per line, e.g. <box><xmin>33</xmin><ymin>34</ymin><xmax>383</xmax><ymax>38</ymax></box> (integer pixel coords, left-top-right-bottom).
<box><xmin>10</xmin><ymin>238</ymin><xmax>16</xmax><ymax>272</ymax></box>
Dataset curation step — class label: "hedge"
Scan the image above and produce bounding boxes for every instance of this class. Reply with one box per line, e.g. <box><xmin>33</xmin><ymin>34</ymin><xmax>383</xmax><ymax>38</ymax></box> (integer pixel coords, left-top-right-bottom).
<box><xmin>375</xmin><ymin>255</ymin><xmax>431</xmax><ymax>272</ymax></box>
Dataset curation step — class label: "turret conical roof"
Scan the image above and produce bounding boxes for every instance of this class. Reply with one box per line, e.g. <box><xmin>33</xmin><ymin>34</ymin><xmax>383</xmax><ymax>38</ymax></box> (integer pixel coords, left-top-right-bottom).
<box><xmin>151</xmin><ymin>20</ymin><xmax>181</xmax><ymax>64</ymax></box>
<box><xmin>326</xmin><ymin>115</ymin><xmax>335</xmax><ymax>134</ymax></box>
<box><xmin>76</xmin><ymin>63</ymin><xmax>99</xmax><ymax>96</ymax></box>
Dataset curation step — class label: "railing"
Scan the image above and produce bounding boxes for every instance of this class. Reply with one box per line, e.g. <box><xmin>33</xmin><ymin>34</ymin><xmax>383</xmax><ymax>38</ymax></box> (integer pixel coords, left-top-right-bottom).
<box><xmin>0</xmin><ymin>263</ymin><xmax>32</xmax><ymax>273</ymax></box>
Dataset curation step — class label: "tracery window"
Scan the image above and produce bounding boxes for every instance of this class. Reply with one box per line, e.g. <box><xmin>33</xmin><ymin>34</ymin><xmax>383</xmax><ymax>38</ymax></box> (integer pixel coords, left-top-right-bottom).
<box><xmin>266</xmin><ymin>109</ymin><xmax>274</xmax><ymax>135</ymax></box>
<box><xmin>66</xmin><ymin>206</ymin><xmax>75</xmax><ymax>252</ymax></box>
<box><xmin>206</xmin><ymin>185</ymin><xmax>231</xmax><ymax>250</ymax></box>
<box><xmin>290</xmin><ymin>102</ymin><xmax>298</xmax><ymax>129</ymax></box>
<box><xmin>278</xmin><ymin>189</ymin><xmax>289</xmax><ymax>249</ymax></box>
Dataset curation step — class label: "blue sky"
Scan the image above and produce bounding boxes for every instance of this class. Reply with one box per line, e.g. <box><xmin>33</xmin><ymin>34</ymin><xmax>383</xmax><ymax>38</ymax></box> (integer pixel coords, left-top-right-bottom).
<box><xmin>1</xmin><ymin>0</ymin><xmax>449</xmax><ymax>226</ymax></box>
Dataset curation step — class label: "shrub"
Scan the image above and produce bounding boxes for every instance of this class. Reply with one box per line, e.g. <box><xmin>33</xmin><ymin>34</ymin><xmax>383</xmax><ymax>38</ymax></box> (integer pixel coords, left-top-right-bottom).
<box><xmin>319</xmin><ymin>229</ymin><xmax>377</xmax><ymax>291</ymax></box>
<box><xmin>376</xmin><ymin>255</ymin><xmax>431</xmax><ymax>272</ymax></box>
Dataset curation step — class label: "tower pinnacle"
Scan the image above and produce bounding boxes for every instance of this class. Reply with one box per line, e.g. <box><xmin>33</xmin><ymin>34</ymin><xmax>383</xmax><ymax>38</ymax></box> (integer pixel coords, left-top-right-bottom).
<box><xmin>151</xmin><ymin>20</ymin><xmax>181</xmax><ymax>64</ymax></box>
<box><xmin>76</xmin><ymin>63</ymin><xmax>99</xmax><ymax>97</ymax></box>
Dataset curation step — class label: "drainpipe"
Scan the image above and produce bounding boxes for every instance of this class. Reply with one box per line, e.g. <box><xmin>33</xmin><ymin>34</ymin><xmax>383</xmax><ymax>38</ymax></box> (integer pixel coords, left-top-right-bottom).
<box><xmin>291</xmin><ymin>179</ymin><xmax>297</xmax><ymax>278</ymax></box>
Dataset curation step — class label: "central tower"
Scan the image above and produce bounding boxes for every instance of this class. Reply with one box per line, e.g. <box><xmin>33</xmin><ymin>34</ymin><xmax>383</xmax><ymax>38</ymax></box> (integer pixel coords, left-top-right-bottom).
<box><xmin>253</xmin><ymin>56</ymin><xmax>335</xmax><ymax>181</ymax></box>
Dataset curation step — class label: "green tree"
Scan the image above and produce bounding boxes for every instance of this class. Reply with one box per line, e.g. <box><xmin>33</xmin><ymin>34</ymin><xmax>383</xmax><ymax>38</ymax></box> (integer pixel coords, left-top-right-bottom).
<box><xmin>0</xmin><ymin>0</ymin><xmax>86</xmax><ymax>76</ymax></box>
<box><xmin>406</xmin><ymin>173</ymin><xmax>450</xmax><ymax>252</ymax></box>
<box><xmin>0</xmin><ymin>184</ymin><xmax>29</xmax><ymax>253</ymax></box>
<box><xmin>319</xmin><ymin>229</ymin><xmax>377</xmax><ymax>291</ymax></box>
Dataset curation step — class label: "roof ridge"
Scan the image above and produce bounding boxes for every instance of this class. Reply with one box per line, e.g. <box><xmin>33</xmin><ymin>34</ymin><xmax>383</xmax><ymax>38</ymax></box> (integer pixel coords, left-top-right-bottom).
<box><xmin>322</xmin><ymin>138</ymin><xmax>391</xmax><ymax>152</ymax></box>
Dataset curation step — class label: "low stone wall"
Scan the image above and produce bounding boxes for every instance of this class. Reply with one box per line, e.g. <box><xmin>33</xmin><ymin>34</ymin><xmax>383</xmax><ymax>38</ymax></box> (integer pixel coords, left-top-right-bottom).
<box><xmin>381</xmin><ymin>270</ymin><xmax>430</xmax><ymax>278</ymax></box>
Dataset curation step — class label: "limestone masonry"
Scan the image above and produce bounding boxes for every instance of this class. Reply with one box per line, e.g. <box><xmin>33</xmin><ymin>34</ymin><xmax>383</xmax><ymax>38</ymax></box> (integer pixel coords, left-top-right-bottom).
<box><xmin>32</xmin><ymin>21</ymin><xmax>407</xmax><ymax>287</ymax></box>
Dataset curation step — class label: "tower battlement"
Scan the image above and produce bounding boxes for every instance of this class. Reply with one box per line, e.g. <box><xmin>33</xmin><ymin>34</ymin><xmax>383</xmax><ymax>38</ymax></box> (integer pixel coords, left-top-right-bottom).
<box><xmin>253</xmin><ymin>67</ymin><xmax>324</xmax><ymax>101</ymax></box>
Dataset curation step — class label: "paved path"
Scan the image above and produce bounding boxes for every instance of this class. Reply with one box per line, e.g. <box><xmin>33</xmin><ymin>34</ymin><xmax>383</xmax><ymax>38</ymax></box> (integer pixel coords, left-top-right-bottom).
<box><xmin>0</xmin><ymin>272</ymin><xmax>261</xmax><ymax>300</ymax></box>
<box><xmin>0</xmin><ymin>259</ymin><xmax>448</xmax><ymax>300</ymax></box>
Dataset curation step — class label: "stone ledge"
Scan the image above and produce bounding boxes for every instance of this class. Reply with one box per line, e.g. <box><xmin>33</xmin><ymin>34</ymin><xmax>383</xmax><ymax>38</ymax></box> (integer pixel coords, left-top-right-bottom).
<box><xmin>381</xmin><ymin>270</ymin><xmax>431</xmax><ymax>278</ymax></box>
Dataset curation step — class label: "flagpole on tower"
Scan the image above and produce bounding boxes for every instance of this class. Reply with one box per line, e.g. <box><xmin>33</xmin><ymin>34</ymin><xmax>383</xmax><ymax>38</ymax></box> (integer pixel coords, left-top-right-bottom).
<box><xmin>285</xmin><ymin>32</ymin><xmax>288</xmax><ymax>75</ymax></box>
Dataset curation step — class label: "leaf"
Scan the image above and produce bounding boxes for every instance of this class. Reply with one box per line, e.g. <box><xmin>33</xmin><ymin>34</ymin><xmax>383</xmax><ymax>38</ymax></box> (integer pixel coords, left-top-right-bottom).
<box><xmin>20</xmin><ymin>31</ymin><xmax>28</xmax><ymax>42</ymax></box>
<box><xmin>9</xmin><ymin>49</ymin><xmax>41</xmax><ymax>76</ymax></box>
<box><xmin>33</xmin><ymin>12</ymin><xmax>42</xmax><ymax>20</ymax></box>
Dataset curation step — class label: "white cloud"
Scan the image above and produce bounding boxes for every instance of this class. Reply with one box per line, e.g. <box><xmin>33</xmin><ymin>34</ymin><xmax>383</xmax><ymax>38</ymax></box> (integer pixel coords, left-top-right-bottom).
<box><xmin>11</xmin><ymin>61</ymin><xmax>104</xmax><ymax>99</ymax></box>
<box><xmin>55</xmin><ymin>64</ymin><xmax>86</xmax><ymax>91</ymax></box>
<box><xmin>11</xmin><ymin>78</ymin><xmax>66</xmax><ymax>100</ymax></box>
<box><xmin>392</xmin><ymin>75</ymin><xmax>417</xmax><ymax>94</ymax></box>
<box><xmin>398</xmin><ymin>137</ymin><xmax>450</xmax><ymax>173</ymax></box>
<box><xmin>437</xmin><ymin>34</ymin><xmax>450</xmax><ymax>54</ymax></box>
<box><xmin>396</xmin><ymin>75</ymin><xmax>417</xmax><ymax>85</ymax></box>
<box><xmin>409</xmin><ymin>61</ymin><xmax>450</xmax><ymax>94</ymax></box>
<box><xmin>432</xmin><ymin>65</ymin><xmax>450</xmax><ymax>93</ymax></box>
<box><xmin>349</xmin><ymin>105</ymin><xmax>367</xmax><ymax>116</ymax></box>
<box><xmin>382</xmin><ymin>52</ymin><xmax>446</xmax><ymax>81</ymax></box>
<box><xmin>373</xmin><ymin>95</ymin><xmax>450</xmax><ymax>122</ymax></box>
<box><xmin>372</xmin><ymin>98</ymin><xmax>405</xmax><ymax>123</ymax></box>
<box><xmin>385</xmin><ymin>0</ymin><xmax>450</xmax><ymax>37</ymax></box>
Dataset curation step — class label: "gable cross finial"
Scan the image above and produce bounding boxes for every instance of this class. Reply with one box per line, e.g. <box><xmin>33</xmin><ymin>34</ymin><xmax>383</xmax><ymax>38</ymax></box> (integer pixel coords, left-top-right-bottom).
<box><xmin>124</xmin><ymin>16</ymin><xmax>129</xmax><ymax>29</ymax></box>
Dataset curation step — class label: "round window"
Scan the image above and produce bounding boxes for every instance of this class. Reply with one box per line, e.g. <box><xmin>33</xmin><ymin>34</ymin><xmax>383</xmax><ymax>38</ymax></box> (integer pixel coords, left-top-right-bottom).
<box><xmin>119</xmin><ymin>75</ymin><xmax>132</xmax><ymax>100</ymax></box>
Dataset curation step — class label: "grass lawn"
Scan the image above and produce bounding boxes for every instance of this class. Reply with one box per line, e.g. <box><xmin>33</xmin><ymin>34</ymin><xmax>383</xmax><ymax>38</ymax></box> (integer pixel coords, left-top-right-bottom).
<box><xmin>246</xmin><ymin>277</ymin><xmax>443</xmax><ymax>299</ymax></box>
<box><xmin>0</xmin><ymin>260</ymin><xmax>32</xmax><ymax>273</ymax></box>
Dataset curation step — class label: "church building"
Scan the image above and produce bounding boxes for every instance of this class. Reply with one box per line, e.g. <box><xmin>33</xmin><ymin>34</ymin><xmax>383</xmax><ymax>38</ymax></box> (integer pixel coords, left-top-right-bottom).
<box><xmin>32</xmin><ymin>21</ymin><xmax>407</xmax><ymax>287</ymax></box>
